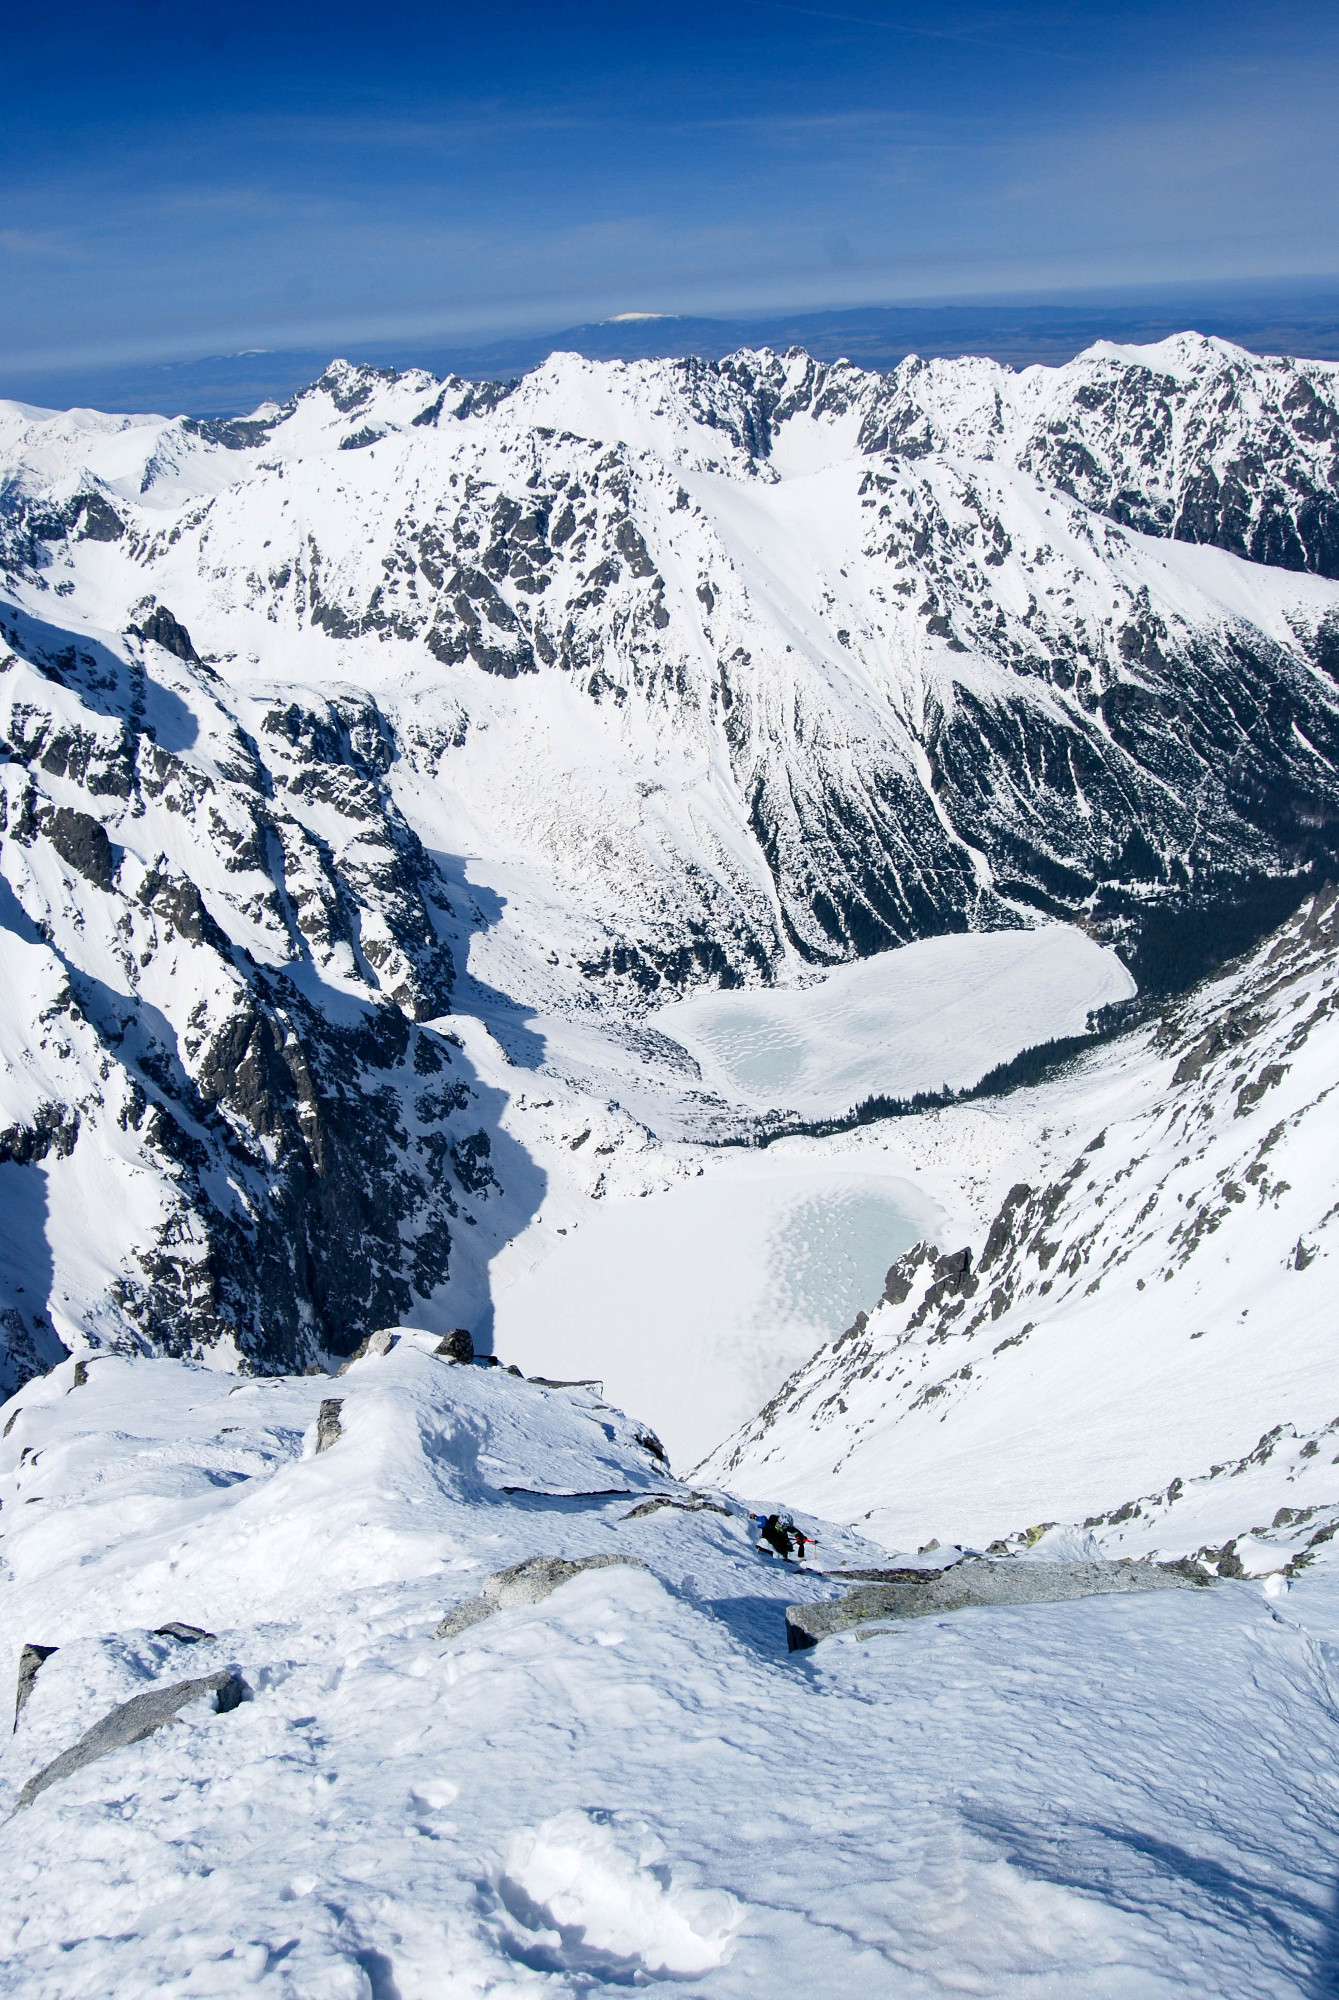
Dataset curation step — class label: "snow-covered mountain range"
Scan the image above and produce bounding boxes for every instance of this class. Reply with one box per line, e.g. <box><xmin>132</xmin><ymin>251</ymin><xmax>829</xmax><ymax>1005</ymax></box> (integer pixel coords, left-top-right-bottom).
<box><xmin>3</xmin><ymin>331</ymin><xmax>1339</xmax><ymax>1394</ymax></box>
<box><xmin>6</xmin><ymin>333</ymin><xmax>1339</xmax><ymax>1997</ymax></box>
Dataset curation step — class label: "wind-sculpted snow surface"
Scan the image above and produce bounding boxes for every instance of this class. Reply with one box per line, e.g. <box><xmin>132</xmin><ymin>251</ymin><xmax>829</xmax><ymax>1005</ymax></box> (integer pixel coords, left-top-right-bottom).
<box><xmin>4</xmin><ymin>1336</ymin><xmax>1339</xmax><ymax>1997</ymax></box>
<box><xmin>704</xmin><ymin>887</ymin><xmax>1339</xmax><ymax>1574</ymax></box>
<box><xmin>4</xmin><ymin>334</ymin><xmax>1339</xmax><ymax>1388</ymax></box>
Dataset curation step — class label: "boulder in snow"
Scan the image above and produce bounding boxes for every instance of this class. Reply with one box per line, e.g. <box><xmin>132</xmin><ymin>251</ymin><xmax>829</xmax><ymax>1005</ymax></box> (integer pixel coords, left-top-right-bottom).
<box><xmin>785</xmin><ymin>1558</ymin><xmax>1213</xmax><ymax>1650</ymax></box>
<box><xmin>436</xmin><ymin>1553</ymin><xmax>646</xmax><ymax>1640</ymax></box>
<box><xmin>336</xmin><ymin>1329</ymin><xmax>398</xmax><ymax>1374</ymax></box>
<box><xmin>16</xmin><ymin>1670</ymin><xmax>250</xmax><ymax>1809</ymax></box>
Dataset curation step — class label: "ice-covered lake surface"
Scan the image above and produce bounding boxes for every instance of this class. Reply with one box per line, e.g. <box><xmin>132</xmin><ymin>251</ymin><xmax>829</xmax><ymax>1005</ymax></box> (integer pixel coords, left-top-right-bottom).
<box><xmin>494</xmin><ymin>1162</ymin><xmax>938</xmax><ymax>1471</ymax></box>
<box><xmin>654</xmin><ymin>925</ymin><xmax>1136</xmax><ymax>1119</ymax></box>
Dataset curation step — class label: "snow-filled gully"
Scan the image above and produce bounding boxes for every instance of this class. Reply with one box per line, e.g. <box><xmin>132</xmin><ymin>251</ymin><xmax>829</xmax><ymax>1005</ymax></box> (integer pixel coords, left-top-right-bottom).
<box><xmin>4</xmin><ymin>1340</ymin><xmax>1339</xmax><ymax>1998</ymax></box>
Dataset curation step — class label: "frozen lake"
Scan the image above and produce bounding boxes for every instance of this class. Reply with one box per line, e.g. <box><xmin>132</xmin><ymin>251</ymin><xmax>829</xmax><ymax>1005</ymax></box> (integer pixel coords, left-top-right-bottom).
<box><xmin>493</xmin><ymin>1163</ymin><xmax>938</xmax><ymax>1472</ymax></box>
<box><xmin>654</xmin><ymin>924</ymin><xmax>1135</xmax><ymax>1119</ymax></box>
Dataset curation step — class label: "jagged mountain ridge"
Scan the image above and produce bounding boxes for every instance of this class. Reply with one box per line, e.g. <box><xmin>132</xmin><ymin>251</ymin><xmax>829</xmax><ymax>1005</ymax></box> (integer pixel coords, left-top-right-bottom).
<box><xmin>6</xmin><ymin>335</ymin><xmax>1339</xmax><ymax>974</ymax></box>
<box><xmin>4</xmin><ymin>333</ymin><xmax>1339</xmax><ymax>1390</ymax></box>
<box><xmin>701</xmin><ymin>885</ymin><xmax>1339</xmax><ymax>1574</ymax></box>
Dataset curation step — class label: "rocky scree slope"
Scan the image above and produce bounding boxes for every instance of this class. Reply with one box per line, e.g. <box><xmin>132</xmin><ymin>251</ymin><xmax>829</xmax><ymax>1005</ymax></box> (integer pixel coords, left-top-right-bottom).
<box><xmin>703</xmin><ymin>886</ymin><xmax>1339</xmax><ymax>1571</ymax></box>
<box><xmin>4</xmin><ymin>336</ymin><xmax>1339</xmax><ymax>1388</ymax></box>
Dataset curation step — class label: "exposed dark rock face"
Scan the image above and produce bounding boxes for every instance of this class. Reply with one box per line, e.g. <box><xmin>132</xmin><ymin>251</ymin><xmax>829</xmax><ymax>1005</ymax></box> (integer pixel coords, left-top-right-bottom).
<box><xmin>0</xmin><ymin>1103</ymin><xmax>80</xmax><ymax>1167</ymax></box>
<box><xmin>0</xmin><ymin>604</ymin><xmax>524</xmax><ymax>1394</ymax></box>
<box><xmin>13</xmin><ymin>1644</ymin><xmax>57</xmax><ymax>1730</ymax></box>
<box><xmin>131</xmin><ymin>604</ymin><xmax>199</xmax><ymax>663</ymax></box>
<box><xmin>45</xmin><ymin>806</ymin><xmax>115</xmax><ymax>890</ymax></box>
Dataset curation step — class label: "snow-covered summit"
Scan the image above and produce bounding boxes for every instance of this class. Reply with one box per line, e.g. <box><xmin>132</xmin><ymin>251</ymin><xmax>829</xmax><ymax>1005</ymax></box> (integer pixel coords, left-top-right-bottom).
<box><xmin>5</xmin><ymin>1328</ymin><xmax>1339</xmax><ymax>1996</ymax></box>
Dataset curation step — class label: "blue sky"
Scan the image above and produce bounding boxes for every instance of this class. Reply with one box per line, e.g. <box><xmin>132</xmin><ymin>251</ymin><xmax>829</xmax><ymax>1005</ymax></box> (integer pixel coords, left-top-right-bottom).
<box><xmin>5</xmin><ymin>0</ymin><xmax>1338</xmax><ymax>377</ymax></box>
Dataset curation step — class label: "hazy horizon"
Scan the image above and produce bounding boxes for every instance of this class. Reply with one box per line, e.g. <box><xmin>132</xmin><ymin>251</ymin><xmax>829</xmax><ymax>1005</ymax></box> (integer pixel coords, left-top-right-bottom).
<box><xmin>7</xmin><ymin>280</ymin><xmax>1339</xmax><ymax>418</ymax></box>
<box><xmin>5</xmin><ymin>0</ymin><xmax>1338</xmax><ymax>399</ymax></box>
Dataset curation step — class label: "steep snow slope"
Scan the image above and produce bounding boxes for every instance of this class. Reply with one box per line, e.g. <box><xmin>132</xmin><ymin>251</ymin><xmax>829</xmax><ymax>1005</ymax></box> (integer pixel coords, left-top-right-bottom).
<box><xmin>4</xmin><ymin>1340</ymin><xmax>1339</xmax><ymax>1998</ymax></box>
<box><xmin>704</xmin><ymin>887</ymin><xmax>1339</xmax><ymax>1574</ymax></box>
<box><xmin>4</xmin><ymin>334</ymin><xmax>1339</xmax><ymax>1393</ymax></box>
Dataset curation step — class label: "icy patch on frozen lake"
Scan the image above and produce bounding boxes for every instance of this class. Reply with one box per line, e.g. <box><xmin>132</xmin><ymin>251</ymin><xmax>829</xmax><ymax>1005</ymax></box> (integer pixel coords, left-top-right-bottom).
<box><xmin>494</xmin><ymin>1164</ymin><xmax>937</xmax><ymax>1470</ymax></box>
<box><xmin>654</xmin><ymin>925</ymin><xmax>1135</xmax><ymax>1119</ymax></box>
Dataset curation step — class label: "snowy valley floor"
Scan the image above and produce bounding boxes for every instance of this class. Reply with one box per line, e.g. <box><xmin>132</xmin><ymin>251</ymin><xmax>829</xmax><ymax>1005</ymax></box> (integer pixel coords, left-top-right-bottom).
<box><xmin>4</xmin><ymin>1343</ymin><xmax>1339</xmax><ymax>1999</ymax></box>
<box><xmin>458</xmin><ymin>920</ymin><xmax>1128</xmax><ymax>1468</ymax></box>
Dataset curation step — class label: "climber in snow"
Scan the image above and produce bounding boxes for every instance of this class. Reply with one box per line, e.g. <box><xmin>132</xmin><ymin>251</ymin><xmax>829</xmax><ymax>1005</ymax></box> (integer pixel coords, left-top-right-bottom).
<box><xmin>755</xmin><ymin>1514</ymin><xmax>793</xmax><ymax>1559</ymax></box>
<box><xmin>752</xmin><ymin>1513</ymin><xmax>814</xmax><ymax>1561</ymax></box>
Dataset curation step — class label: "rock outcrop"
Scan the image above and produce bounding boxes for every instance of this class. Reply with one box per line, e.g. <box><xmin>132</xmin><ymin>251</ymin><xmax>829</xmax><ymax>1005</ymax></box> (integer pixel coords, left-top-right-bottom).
<box><xmin>13</xmin><ymin>1643</ymin><xmax>57</xmax><ymax>1730</ymax></box>
<box><xmin>15</xmin><ymin>1670</ymin><xmax>250</xmax><ymax>1810</ymax></box>
<box><xmin>785</xmin><ymin>1558</ymin><xmax>1212</xmax><ymax>1649</ymax></box>
<box><xmin>313</xmin><ymin>1399</ymin><xmax>344</xmax><ymax>1453</ymax></box>
<box><xmin>435</xmin><ymin>1553</ymin><xmax>646</xmax><ymax>1640</ymax></box>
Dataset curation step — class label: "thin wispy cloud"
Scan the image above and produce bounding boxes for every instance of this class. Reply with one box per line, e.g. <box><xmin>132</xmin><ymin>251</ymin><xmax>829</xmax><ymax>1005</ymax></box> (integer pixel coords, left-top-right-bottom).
<box><xmin>2</xmin><ymin>0</ymin><xmax>1335</xmax><ymax>380</ymax></box>
<box><xmin>732</xmin><ymin>0</ymin><xmax>1080</xmax><ymax>61</ymax></box>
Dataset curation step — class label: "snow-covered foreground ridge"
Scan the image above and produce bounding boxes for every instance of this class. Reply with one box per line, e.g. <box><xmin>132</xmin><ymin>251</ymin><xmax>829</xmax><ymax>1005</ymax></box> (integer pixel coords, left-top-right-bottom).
<box><xmin>704</xmin><ymin>886</ymin><xmax>1339</xmax><ymax>1575</ymax></box>
<box><xmin>5</xmin><ymin>1337</ymin><xmax>1339</xmax><ymax>1998</ymax></box>
<box><xmin>4</xmin><ymin>329</ymin><xmax>1339</xmax><ymax>1387</ymax></box>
